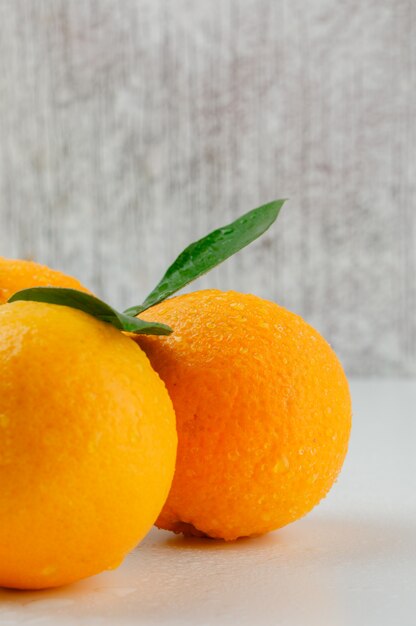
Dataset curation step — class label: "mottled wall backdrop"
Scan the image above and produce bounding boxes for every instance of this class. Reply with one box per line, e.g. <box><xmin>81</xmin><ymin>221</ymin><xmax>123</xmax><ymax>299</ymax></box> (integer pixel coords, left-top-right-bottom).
<box><xmin>0</xmin><ymin>0</ymin><xmax>415</xmax><ymax>375</ymax></box>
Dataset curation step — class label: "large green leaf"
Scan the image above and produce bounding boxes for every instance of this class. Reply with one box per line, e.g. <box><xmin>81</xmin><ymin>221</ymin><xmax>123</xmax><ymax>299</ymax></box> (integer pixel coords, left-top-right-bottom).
<box><xmin>124</xmin><ymin>199</ymin><xmax>286</xmax><ymax>316</ymax></box>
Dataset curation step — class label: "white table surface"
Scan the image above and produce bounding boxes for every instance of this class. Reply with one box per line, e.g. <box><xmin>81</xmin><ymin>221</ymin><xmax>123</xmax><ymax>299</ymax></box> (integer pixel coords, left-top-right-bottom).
<box><xmin>1</xmin><ymin>379</ymin><xmax>415</xmax><ymax>626</ymax></box>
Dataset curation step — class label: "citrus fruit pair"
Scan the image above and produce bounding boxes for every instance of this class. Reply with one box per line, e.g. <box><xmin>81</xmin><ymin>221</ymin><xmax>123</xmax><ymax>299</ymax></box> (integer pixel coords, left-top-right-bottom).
<box><xmin>0</xmin><ymin>204</ymin><xmax>351</xmax><ymax>590</ymax></box>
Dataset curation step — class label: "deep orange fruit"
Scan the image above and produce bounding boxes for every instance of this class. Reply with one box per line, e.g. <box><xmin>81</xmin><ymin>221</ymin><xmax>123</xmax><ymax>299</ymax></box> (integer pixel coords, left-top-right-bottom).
<box><xmin>0</xmin><ymin>301</ymin><xmax>177</xmax><ymax>589</ymax></box>
<box><xmin>138</xmin><ymin>289</ymin><xmax>351</xmax><ymax>540</ymax></box>
<box><xmin>0</xmin><ymin>257</ymin><xmax>90</xmax><ymax>304</ymax></box>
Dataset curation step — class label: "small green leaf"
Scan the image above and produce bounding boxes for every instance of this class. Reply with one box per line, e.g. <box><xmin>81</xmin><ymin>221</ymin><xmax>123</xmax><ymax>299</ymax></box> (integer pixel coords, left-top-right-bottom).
<box><xmin>124</xmin><ymin>199</ymin><xmax>286</xmax><ymax>316</ymax></box>
<box><xmin>8</xmin><ymin>287</ymin><xmax>173</xmax><ymax>336</ymax></box>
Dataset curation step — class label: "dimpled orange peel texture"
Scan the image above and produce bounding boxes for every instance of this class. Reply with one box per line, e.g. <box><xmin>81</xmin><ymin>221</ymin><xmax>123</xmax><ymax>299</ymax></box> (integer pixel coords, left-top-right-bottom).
<box><xmin>137</xmin><ymin>289</ymin><xmax>351</xmax><ymax>540</ymax></box>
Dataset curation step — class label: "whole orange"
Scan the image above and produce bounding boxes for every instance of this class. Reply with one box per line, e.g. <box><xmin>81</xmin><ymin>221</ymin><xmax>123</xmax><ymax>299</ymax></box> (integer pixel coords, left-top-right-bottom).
<box><xmin>138</xmin><ymin>289</ymin><xmax>351</xmax><ymax>540</ymax></box>
<box><xmin>0</xmin><ymin>257</ymin><xmax>90</xmax><ymax>304</ymax></box>
<box><xmin>0</xmin><ymin>301</ymin><xmax>177</xmax><ymax>589</ymax></box>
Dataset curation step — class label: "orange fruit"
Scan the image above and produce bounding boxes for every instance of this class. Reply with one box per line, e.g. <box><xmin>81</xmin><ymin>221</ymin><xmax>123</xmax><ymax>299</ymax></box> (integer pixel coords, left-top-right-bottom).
<box><xmin>137</xmin><ymin>289</ymin><xmax>351</xmax><ymax>540</ymax></box>
<box><xmin>0</xmin><ymin>257</ymin><xmax>90</xmax><ymax>304</ymax></box>
<box><xmin>0</xmin><ymin>301</ymin><xmax>177</xmax><ymax>589</ymax></box>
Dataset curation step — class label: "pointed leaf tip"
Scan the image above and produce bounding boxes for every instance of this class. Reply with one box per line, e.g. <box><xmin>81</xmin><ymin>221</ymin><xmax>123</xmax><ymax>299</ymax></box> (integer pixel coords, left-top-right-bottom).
<box><xmin>124</xmin><ymin>198</ymin><xmax>286</xmax><ymax>316</ymax></box>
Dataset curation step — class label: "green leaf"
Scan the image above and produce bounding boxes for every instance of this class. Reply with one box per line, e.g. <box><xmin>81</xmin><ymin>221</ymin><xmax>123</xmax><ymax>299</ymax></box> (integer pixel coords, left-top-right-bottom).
<box><xmin>8</xmin><ymin>287</ymin><xmax>173</xmax><ymax>336</ymax></box>
<box><xmin>124</xmin><ymin>199</ymin><xmax>286</xmax><ymax>316</ymax></box>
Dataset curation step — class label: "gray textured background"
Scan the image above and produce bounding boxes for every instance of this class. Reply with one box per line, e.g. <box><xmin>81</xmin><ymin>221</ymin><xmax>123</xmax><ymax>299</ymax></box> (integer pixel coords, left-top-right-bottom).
<box><xmin>0</xmin><ymin>0</ymin><xmax>415</xmax><ymax>376</ymax></box>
